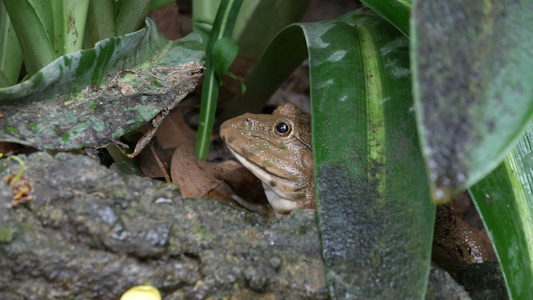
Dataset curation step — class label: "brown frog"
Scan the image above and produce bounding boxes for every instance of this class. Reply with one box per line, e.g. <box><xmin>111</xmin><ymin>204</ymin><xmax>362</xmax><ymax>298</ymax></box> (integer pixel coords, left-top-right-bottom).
<box><xmin>219</xmin><ymin>103</ymin><xmax>315</xmax><ymax>217</ymax></box>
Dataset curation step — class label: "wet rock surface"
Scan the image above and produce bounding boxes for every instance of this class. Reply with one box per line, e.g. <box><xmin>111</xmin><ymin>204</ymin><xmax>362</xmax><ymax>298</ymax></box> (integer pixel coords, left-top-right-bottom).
<box><xmin>0</xmin><ymin>152</ymin><xmax>326</xmax><ymax>299</ymax></box>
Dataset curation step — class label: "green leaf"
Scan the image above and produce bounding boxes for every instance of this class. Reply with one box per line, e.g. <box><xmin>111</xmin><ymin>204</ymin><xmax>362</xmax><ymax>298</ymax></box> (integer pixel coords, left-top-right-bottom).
<box><xmin>216</xmin><ymin>25</ymin><xmax>308</xmax><ymax>121</ymax></box>
<box><xmin>3</xmin><ymin>0</ymin><xmax>56</xmax><ymax>75</ymax></box>
<box><xmin>360</xmin><ymin>0</ymin><xmax>411</xmax><ymax>37</ymax></box>
<box><xmin>195</xmin><ymin>0</ymin><xmax>243</xmax><ymax>160</ymax></box>
<box><xmin>191</xmin><ymin>0</ymin><xmax>219</xmax><ymax>47</ymax></box>
<box><xmin>0</xmin><ymin>19</ymin><xmax>204</xmax><ymax>150</ymax></box>
<box><xmin>233</xmin><ymin>0</ymin><xmax>310</xmax><ymax>58</ymax></box>
<box><xmin>470</xmin><ymin>124</ymin><xmax>533</xmax><ymax>300</ymax></box>
<box><xmin>63</xmin><ymin>0</ymin><xmax>90</xmax><ymax>54</ymax></box>
<box><xmin>192</xmin><ymin>0</ymin><xmax>309</xmax><ymax>58</ymax></box>
<box><xmin>51</xmin><ymin>0</ymin><xmax>90</xmax><ymax>55</ymax></box>
<box><xmin>115</xmin><ymin>0</ymin><xmax>154</xmax><ymax>36</ymax></box>
<box><xmin>212</xmin><ymin>36</ymin><xmax>238</xmax><ymax>84</ymax></box>
<box><xmin>149</xmin><ymin>0</ymin><xmax>177</xmax><ymax>11</ymax></box>
<box><xmin>0</xmin><ymin>1</ymin><xmax>23</xmax><ymax>87</ymax></box>
<box><xmin>83</xmin><ymin>0</ymin><xmax>116</xmax><ymax>48</ymax></box>
<box><xmin>222</xmin><ymin>9</ymin><xmax>434</xmax><ymax>298</ymax></box>
<box><xmin>411</xmin><ymin>1</ymin><xmax>533</xmax><ymax>203</ymax></box>
<box><xmin>51</xmin><ymin>0</ymin><xmax>66</xmax><ymax>55</ymax></box>
<box><xmin>310</xmin><ymin>11</ymin><xmax>433</xmax><ymax>298</ymax></box>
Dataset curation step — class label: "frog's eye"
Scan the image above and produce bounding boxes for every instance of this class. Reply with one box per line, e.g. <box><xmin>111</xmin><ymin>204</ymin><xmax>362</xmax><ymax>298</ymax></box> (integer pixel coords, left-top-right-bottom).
<box><xmin>274</xmin><ymin>120</ymin><xmax>292</xmax><ymax>138</ymax></box>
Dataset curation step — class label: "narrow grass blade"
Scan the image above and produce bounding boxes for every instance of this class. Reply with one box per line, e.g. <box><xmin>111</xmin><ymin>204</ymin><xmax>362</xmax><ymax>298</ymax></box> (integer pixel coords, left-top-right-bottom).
<box><xmin>194</xmin><ymin>0</ymin><xmax>243</xmax><ymax>160</ymax></box>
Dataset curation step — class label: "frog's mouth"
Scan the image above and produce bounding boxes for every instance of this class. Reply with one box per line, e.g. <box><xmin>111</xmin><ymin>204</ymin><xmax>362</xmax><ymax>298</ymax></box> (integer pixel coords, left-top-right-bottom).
<box><xmin>227</xmin><ymin>147</ymin><xmax>303</xmax><ymax>201</ymax></box>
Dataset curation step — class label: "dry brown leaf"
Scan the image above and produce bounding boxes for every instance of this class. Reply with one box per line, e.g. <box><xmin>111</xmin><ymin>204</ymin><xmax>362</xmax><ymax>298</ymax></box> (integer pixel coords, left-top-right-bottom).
<box><xmin>139</xmin><ymin>139</ymin><xmax>174</xmax><ymax>179</ymax></box>
<box><xmin>140</xmin><ymin>109</ymin><xmax>197</xmax><ymax>178</ymax></box>
<box><xmin>155</xmin><ymin>110</ymin><xmax>197</xmax><ymax>149</ymax></box>
<box><xmin>216</xmin><ymin>166</ymin><xmax>268</xmax><ymax>205</ymax></box>
<box><xmin>170</xmin><ymin>144</ymin><xmax>236</xmax><ymax>202</ymax></box>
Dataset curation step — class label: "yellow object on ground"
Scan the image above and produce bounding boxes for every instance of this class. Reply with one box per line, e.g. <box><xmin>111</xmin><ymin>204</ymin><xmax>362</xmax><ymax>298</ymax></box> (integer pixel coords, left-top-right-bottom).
<box><xmin>120</xmin><ymin>286</ymin><xmax>161</xmax><ymax>300</ymax></box>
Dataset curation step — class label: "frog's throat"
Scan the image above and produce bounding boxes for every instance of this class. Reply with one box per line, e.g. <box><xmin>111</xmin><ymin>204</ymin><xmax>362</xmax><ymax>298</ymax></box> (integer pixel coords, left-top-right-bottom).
<box><xmin>227</xmin><ymin>148</ymin><xmax>302</xmax><ymax>201</ymax></box>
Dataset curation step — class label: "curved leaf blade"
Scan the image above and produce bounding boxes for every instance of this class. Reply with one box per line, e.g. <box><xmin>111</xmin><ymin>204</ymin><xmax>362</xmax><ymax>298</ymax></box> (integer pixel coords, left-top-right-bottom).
<box><xmin>304</xmin><ymin>10</ymin><xmax>434</xmax><ymax>298</ymax></box>
<box><xmin>411</xmin><ymin>1</ymin><xmax>533</xmax><ymax>203</ymax></box>
<box><xmin>63</xmin><ymin>0</ymin><xmax>90</xmax><ymax>54</ymax></box>
<box><xmin>229</xmin><ymin>9</ymin><xmax>435</xmax><ymax>298</ymax></box>
<box><xmin>0</xmin><ymin>19</ymin><xmax>204</xmax><ymax>150</ymax></box>
<box><xmin>216</xmin><ymin>24</ymin><xmax>308</xmax><ymax>122</ymax></box>
<box><xmin>360</xmin><ymin>0</ymin><xmax>411</xmax><ymax>37</ymax></box>
<box><xmin>0</xmin><ymin>2</ymin><xmax>23</xmax><ymax>87</ymax></box>
<box><xmin>116</xmin><ymin>0</ymin><xmax>155</xmax><ymax>36</ymax></box>
<box><xmin>84</xmin><ymin>0</ymin><xmax>116</xmax><ymax>48</ymax></box>
<box><xmin>470</xmin><ymin>124</ymin><xmax>533</xmax><ymax>300</ymax></box>
<box><xmin>233</xmin><ymin>0</ymin><xmax>310</xmax><ymax>58</ymax></box>
<box><xmin>3</xmin><ymin>0</ymin><xmax>56</xmax><ymax>74</ymax></box>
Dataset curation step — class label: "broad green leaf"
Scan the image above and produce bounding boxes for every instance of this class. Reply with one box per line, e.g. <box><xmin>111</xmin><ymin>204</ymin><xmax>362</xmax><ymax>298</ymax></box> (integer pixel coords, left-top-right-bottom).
<box><xmin>309</xmin><ymin>11</ymin><xmax>433</xmax><ymax>298</ymax></box>
<box><xmin>0</xmin><ymin>1</ymin><xmax>23</xmax><ymax>87</ymax></box>
<box><xmin>3</xmin><ymin>0</ymin><xmax>56</xmax><ymax>75</ymax></box>
<box><xmin>360</xmin><ymin>0</ymin><xmax>411</xmax><ymax>37</ymax></box>
<box><xmin>470</xmin><ymin>124</ymin><xmax>533</xmax><ymax>300</ymax></box>
<box><xmin>411</xmin><ymin>1</ymin><xmax>533</xmax><ymax>203</ymax></box>
<box><xmin>195</xmin><ymin>0</ymin><xmax>243</xmax><ymax>160</ymax></box>
<box><xmin>212</xmin><ymin>36</ymin><xmax>238</xmax><ymax>83</ymax></box>
<box><xmin>0</xmin><ymin>19</ymin><xmax>204</xmax><ymax>150</ymax></box>
<box><xmin>222</xmin><ymin>9</ymin><xmax>435</xmax><ymax>298</ymax></box>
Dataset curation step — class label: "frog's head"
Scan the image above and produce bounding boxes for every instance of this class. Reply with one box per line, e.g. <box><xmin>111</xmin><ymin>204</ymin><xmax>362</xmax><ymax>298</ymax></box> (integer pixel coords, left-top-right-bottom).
<box><xmin>220</xmin><ymin>103</ymin><xmax>314</xmax><ymax>212</ymax></box>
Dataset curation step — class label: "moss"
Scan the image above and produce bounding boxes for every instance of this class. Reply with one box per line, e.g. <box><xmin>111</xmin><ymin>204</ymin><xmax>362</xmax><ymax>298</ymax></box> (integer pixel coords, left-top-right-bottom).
<box><xmin>0</xmin><ymin>227</ymin><xmax>13</xmax><ymax>242</ymax></box>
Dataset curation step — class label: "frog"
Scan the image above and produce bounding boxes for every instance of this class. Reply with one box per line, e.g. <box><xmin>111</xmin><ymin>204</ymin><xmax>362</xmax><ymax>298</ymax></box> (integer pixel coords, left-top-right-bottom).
<box><xmin>219</xmin><ymin>103</ymin><xmax>315</xmax><ymax>217</ymax></box>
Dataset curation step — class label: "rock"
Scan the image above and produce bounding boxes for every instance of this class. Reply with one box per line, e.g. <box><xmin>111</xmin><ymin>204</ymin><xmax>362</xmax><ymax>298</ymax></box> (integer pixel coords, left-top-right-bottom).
<box><xmin>426</xmin><ymin>263</ymin><xmax>471</xmax><ymax>300</ymax></box>
<box><xmin>0</xmin><ymin>152</ymin><xmax>327</xmax><ymax>299</ymax></box>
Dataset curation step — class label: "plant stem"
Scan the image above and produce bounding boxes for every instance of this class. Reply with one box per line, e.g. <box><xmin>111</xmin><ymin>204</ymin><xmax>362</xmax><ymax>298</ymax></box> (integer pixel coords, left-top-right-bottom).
<box><xmin>194</xmin><ymin>0</ymin><xmax>243</xmax><ymax>160</ymax></box>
